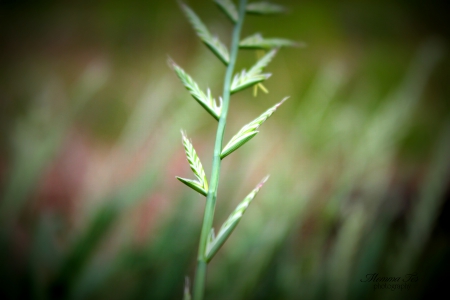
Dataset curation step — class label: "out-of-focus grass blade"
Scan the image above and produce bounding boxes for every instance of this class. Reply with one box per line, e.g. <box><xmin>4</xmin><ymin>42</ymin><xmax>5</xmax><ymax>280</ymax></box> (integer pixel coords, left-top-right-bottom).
<box><xmin>29</xmin><ymin>213</ymin><xmax>62</xmax><ymax>299</ymax></box>
<box><xmin>49</xmin><ymin>202</ymin><xmax>119</xmax><ymax>298</ymax></box>
<box><xmin>214</xmin><ymin>0</ymin><xmax>238</xmax><ymax>23</ymax></box>
<box><xmin>184</xmin><ymin>277</ymin><xmax>192</xmax><ymax>300</ymax></box>
<box><xmin>97</xmin><ymin>197</ymin><xmax>197</xmax><ymax>299</ymax></box>
<box><xmin>393</xmin><ymin>121</ymin><xmax>450</xmax><ymax>275</ymax></box>
<box><xmin>0</xmin><ymin>62</ymin><xmax>108</xmax><ymax>227</ymax></box>
<box><xmin>49</xmin><ymin>59</ymin><xmax>207</xmax><ymax>298</ymax></box>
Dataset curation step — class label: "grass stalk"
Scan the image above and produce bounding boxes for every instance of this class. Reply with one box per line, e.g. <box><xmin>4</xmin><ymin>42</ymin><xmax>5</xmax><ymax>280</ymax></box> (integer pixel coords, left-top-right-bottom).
<box><xmin>192</xmin><ymin>1</ymin><xmax>248</xmax><ymax>299</ymax></box>
<box><xmin>173</xmin><ymin>0</ymin><xmax>294</xmax><ymax>298</ymax></box>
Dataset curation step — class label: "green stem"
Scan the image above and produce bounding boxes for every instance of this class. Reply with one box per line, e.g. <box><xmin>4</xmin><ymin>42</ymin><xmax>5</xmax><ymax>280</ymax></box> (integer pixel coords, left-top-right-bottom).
<box><xmin>192</xmin><ymin>0</ymin><xmax>247</xmax><ymax>299</ymax></box>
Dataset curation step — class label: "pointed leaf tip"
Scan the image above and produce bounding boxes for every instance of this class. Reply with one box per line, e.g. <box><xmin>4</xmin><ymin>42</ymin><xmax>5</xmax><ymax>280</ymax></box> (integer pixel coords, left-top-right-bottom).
<box><xmin>167</xmin><ymin>56</ymin><xmax>175</xmax><ymax>68</ymax></box>
<box><xmin>259</xmin><ymin>175</ymin><xmax>270</xmax><ymax>186</ymax></box>
<box><xmin>276</xmin><ymin>96</ymin><xmax>289</xmax><ymax>108</ymax></box>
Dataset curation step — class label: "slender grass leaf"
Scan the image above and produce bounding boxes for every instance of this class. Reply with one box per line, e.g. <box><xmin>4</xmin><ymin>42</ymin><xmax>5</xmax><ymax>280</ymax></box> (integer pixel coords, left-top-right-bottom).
<box><xmin>180</xmin><ymin>2</ymin><xmax>230</xmax><ymax>65</ymax></box>
<box><xmin>221</xmin><ymin>97</ymin><xmax>288</xmax><ymax>159</ymax></box>
<box><xmin>176</xmin><ymin>131</ymin><xmax>208</xmax><ymax>196</ymax></box>
<box><xmin>240</xmin><ymin>33</ymin><xmax>303</xmax><ymax>49</ymax></box>
<box><xmin>170</xmin><ymin>60</ymin><xmax>221</xmax><ymax>120</ymax></box>
<box><xmin>214</xmin><ymin>0</ymin><xmax>238</xmax><ymax>23</ymax></box>
<box><xmin>230</xmin><ymin>48</ymin><xmax>278</xmax><ymax>93</ymax></box>
<box><xmin>246</xmin><ymin>1</ymin><xmax>287</xmax><ymax>15</ymax></box>
<box><xmin>206</xmin><ymin>176</ymin><xmax>269</xmax><ymax>261</ymax></box>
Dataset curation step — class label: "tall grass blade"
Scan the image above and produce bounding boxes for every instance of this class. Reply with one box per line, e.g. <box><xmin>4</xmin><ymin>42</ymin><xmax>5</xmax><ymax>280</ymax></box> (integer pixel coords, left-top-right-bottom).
<box><xmin>221</xmin><ymin>97</ymin><xmax>288</xmax><ymax>159</ymax></box>
<box><xmin>206</xmin><ymin>176</ymin><xmax>269</xmax><ymax>262</ymax></box>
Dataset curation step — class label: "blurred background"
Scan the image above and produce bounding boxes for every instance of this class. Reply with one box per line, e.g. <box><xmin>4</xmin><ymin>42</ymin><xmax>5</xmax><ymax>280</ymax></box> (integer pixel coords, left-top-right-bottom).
<box><xmin>1</xmin><ymin>0</ymin><xmax>449</xmax><ymax>299</ymax></box>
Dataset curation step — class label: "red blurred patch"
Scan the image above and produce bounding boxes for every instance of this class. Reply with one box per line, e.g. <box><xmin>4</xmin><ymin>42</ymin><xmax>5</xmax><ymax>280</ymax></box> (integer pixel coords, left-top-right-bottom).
<box><xmin>34</xmin><ymin>130</ymin><xmax>90</xmax><ymax>219</ymax></box>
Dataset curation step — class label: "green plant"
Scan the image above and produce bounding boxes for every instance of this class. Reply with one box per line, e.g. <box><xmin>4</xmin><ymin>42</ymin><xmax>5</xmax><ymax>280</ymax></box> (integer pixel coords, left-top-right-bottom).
<box><xmin>169</xmin><ymin>1</ymin><xmax>298</xmax><ymax>299</ymax></box>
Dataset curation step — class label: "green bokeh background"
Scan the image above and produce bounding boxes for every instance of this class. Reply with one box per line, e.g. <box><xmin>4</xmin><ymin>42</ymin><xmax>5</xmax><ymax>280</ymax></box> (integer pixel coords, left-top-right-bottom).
<box><xmin>1</xmin><ymin>0</ymin><xmax>449</xmax><ymax>299</ymax></box>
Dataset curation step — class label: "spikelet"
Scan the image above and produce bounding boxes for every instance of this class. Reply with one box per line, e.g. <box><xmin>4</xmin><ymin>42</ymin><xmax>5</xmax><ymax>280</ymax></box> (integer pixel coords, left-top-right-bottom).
<box><xmin>230</xmin><ymin>48</ymin><xmax>278</xmax><ymax>93</ymax></box>
<box><xmin>176</xmin><ymin>131</ymin><xmax>209</xmax><ymax>196</ymax></box>
<box><xmin>221</xmin><ymin>97</ymin><xmax>288</xmax><ymax>159</ymax></box>
<box><xmin>170</xmin><ymin>60</ymin><xmax>222</xmax><ymax>121</ymax></box>
<box><xmin>206</xmin><ymin>176</ymin><xmax>269</xmax><ymax>261</ymax></box>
